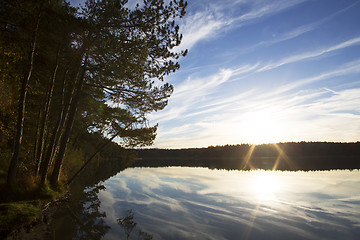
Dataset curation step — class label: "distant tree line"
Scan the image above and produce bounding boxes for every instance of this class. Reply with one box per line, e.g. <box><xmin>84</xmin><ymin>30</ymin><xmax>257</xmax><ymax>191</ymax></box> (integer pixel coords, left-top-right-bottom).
<box><xmin>135</xmin><ymin>142</ymin><xmax>360</xmax><ymax>170</ymax></box>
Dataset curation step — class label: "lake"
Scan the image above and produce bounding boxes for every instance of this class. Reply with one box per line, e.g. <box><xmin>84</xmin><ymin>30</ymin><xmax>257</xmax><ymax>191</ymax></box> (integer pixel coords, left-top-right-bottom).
<box><xmin>53</xmin><ymin>167</ymin><xmax>360</xmax><ymax>240</ymax></box>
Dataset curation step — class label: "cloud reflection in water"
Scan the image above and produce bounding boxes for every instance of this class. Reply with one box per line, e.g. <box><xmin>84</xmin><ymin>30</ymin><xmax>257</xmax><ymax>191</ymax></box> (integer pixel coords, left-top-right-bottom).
<box><xmin>98</xmin><ymin>167</ymin><xmax>360</xmax><ymax>240</ymax></box>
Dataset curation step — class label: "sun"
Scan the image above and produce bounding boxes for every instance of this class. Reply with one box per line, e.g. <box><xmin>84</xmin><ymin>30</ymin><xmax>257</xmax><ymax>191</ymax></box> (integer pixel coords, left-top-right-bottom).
<box><xmin>241</xmin><ymin>109</ymin><xmax>285</xmax><ymax>144</ymax></box>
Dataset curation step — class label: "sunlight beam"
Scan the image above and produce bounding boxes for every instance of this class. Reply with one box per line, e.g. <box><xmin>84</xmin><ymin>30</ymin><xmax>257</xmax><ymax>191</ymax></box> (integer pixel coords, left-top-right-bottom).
<box><xmin>242</xmin><ymin>145</ymin><xmax>256</xmax><ymax>169</ymax></box>
<box><xmin>272</xmin><ymin>155</ymin><xmax>282</xmax><ymax>171</ymax></box>
<box><xmin>273</xmin><ymin>144</ymin><xmax>296</xmax><ymax>170</ymax></box>
<box><xmin>243</xmin><ymin>203</ymin><xmax>261</xmax><ymax>240</ymax></box>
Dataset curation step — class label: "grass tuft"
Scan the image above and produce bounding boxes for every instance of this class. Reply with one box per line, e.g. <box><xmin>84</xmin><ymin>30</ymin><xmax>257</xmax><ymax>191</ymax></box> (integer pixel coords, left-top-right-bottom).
<box><xmin>0</xmin><ymin>201</ymin><xmax>41</xmax><ymax>235</ymax></box>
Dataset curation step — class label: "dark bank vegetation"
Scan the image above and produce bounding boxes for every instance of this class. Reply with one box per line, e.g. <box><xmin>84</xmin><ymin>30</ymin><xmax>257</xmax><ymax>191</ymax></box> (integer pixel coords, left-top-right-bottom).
<box><xmin>136</xmin><ymin>142</ymin><xmax>360</xmax><ymax>170</ymax></box>
<box><xmin>0</xmin><ymin>0</ymin><xmax>187</xmax><ymax>236</ymax></box>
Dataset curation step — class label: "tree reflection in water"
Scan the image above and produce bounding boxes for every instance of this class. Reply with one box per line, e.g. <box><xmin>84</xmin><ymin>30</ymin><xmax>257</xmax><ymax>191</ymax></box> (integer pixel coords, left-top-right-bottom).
<box><xmin>118</xmin><ymin>209</ymin><xmax>136</xmax><ymax>240</ymax></box>
<box><xmin>76</xmin><ymin>184</ymin><xmax>110</xmax><ymax>239</ymax></box>
<box><xmin>54</xmin><ymin>184</ymin><xmax>110</xmax><ymax>240</ymax></box>
<box><xmin>55</xmin><ymin>183</ymin><xmax>154</xmax><ymax>240</ymax></box>
<box><xmin>53</xmin><ymin>151</ymin><xmax>144</xmax><ymax>239</ymax></box>
<box><xmin>117</xmin><ymin>209</ymin><xmax>153</xmax><ymax>240</ymax></box>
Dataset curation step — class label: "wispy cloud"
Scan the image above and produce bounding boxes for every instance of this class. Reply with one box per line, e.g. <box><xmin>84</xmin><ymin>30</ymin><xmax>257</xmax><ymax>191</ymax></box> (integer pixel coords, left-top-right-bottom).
<box><xmin>274</xmin><ymin>59</ymin><xmax>360</xmax><ymax>93</ymax></box>
<box><xmin>149</xmin><ymin>61</ymin><xmax>264</xmax><ymax>124</ymax></box>
<box><xmin>148</xmin><ymin>0</ymin><xmax>360</xmax><ymax>148</ymax></box>
<box><xmin>241</xmin><ymin>23</ymin><xmax>317</xmax><ymax>54</ymax></box>
<box><xmin>150</xmin><ymin>68</ymin><xmax>234</xmax><ymax>123</ymax></box>
<box><xmin>241</xmin><ymin>1</ymin><xmax>360</xmax><ymax>53</ymax></box>
<box><xmin>176</xmin><ymin>12</ymin><xmax>224</xmax><ymax>51</ymax></box>
<box><xmin>176</xmin><ymin>0</ymin><xmax>309</xmax><ymax>51</ymax></box>
<box><xmin>229</xmin><ymin>0</ymin><xmax>307</xmax><ymax>26</ymax></box>
<box><xmin>151</xmin><ymin>56</ymin><xmax>359</xmax><ymax>120</ymax></box>
<box><xmin>257</xmin><ymin>37</ymin><xmax>360</xmax><ymax>72</ymax></box>
<box><xmin>175</xmin><ymin>69</ymin><xmax>233</xmax><ymax>96</ymax></box>
<box><xmin>153</xmin><ymin>87</ymin><xmax>360</xmax><ymax>148</ymax></box>
<box><xmin>151</xmin><ymin>58</ymin><xmax>360</xmax><ymax>148</ymax></box>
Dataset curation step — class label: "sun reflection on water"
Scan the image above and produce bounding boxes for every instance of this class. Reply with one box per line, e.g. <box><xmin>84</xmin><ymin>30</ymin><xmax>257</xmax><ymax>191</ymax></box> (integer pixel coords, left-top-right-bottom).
<box><xmin>93</xmin><ymin>167</ymin><xmax>360</xmax><ymax>240</ymax></box>
<box><xmin>251</xmin><ymin>171</ymin><xmax>283</xmax><ymax>200</ymax></box>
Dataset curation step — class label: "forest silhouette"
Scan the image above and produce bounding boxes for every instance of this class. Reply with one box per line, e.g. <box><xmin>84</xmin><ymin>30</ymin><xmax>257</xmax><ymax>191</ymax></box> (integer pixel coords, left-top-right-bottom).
<box><xmin>135</xmin><ymin>142</ymin><xmax>360</xmax><ymax>171</ymax></box>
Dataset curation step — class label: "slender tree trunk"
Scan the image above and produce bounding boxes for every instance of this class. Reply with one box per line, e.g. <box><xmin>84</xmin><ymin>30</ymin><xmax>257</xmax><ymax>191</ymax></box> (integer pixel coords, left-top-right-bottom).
<box><xmin>7</xmin><ymin>4</ymin><xmax>43</xmax><ymax>186</ymax></box>
<box><xmin>33</xmin><ymin>100</ymin><xmax>44</xmax><ymax>166</ymax></box>
<box><xmin>67</xmin><ymin>133</ymin><xmax>120</xmax><ymax>186</ymax></box>
<box><xmin>40</xmin><ymin>69</ymin><xmax>69</xmax><ymax>184</ymax></box>
<box><xmin>50</xmin><ymin>70</ymin><xmax>73</xmax><ymax>162</ymax></box>
<box><xmin>51</xmin><ymin>60</ymin><xmax>87</xmax><ymax>186</ymax></box>
<box><xmin>40</xmin><ymin>111</ymin><xmax>63</xmax><ymax>185</ymax></box>
<box><xmin>35</xmin><ymin>48</ymin><xmax>60</xmax><ymax>176</ymax></box>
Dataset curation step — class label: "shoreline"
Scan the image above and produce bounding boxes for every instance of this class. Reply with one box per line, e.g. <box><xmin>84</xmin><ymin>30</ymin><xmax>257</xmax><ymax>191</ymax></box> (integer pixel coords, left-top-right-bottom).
<box><xmin>3</xmin><ymin>193</ymin><xmax>69</xmax><ymax>240</ymax></box>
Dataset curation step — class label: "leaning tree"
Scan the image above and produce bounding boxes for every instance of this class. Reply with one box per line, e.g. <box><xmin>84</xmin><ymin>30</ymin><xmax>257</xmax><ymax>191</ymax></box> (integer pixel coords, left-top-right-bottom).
<box><xmin>49</xmin><ymin>0</ymin><xmax>188</xmax><ymax>185</ymax></box>
<box><xmin>4</xmin><ymin>0</ymin><xmax>188</xmax><ymax>186</ymax></box>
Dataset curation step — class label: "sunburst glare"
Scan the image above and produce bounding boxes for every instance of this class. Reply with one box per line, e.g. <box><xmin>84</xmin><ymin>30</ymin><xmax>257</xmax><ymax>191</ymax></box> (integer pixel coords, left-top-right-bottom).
<box><xmin>251</xmin><ymin>171</ymin><xmax>283</xmax><ymax>200</ymax></box>
<box><xmin>241</xmin><ymin>109</ymin><xmax>286</xmax><ymax>144</ymax></box>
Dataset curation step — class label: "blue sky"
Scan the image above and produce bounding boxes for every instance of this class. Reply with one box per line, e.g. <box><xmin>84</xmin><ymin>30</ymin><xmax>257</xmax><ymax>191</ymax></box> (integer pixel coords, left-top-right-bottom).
<box><xmin>70</xmin><ymin>0</ymin><xmax>360</xmax><ymax>148</ymax></box>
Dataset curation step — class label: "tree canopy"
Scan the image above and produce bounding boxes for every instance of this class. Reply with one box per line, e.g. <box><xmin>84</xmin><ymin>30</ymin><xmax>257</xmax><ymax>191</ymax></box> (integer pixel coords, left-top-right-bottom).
<box><xmin>0</xmin><ymin>0</ymin><xmax>187</xmax><ymax>187</ymax></box>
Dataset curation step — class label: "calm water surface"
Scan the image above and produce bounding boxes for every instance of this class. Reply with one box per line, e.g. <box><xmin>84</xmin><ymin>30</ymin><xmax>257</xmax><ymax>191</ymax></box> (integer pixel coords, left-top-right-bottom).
<box><xmin>54</xmin><ymin>167</ymin><xmax>360</xmax><ymax>239</ymax></box>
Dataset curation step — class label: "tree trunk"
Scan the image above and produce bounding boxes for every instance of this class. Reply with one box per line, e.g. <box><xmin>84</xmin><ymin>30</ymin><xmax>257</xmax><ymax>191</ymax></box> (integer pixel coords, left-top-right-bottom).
<box><xmin>33</xmin><ymin>100</ymin><xmax>44</xmax><ymax>166</ymax></box>
<box><xmin>67</xmin><ymin>133</ymin><xmax>120</xmax><ymax>186</ymax></box>
<box><xmin>7</xmin><ymin>3</ymin><xmax>43</xmax><ymax>186</ymax></box>
<box><xmin>35</xmin><ymin>48</ymin><xmax>60</xmax><ymax>176</ymax></box>
<box><xmin>40</xmin><ymin>69</ymin><xmax>70</xmax><ymax>185</ymax></box>
<box><xmin>50</xmin><ymin>60</ymin><xmax>87</xmax><ymax>186</ymax></box>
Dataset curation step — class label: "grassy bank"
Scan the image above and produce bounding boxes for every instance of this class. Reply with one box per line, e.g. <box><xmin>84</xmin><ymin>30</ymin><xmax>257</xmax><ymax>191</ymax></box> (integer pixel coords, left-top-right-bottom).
<box><xmin>0</xmin><ymin>171</ymin><xmax>68</xmax><ymax>238</ymax></box>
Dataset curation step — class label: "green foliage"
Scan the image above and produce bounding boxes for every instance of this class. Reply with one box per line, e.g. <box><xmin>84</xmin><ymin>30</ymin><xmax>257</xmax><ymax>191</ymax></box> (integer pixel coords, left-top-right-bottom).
<box><xmin>62</xmin><ymin>146</ymin><xmax>85</xmax><ymax>181</ymax></box>
<box><xmin>0</xmin><ymin>201</ymin><xmax>41</xmax><ymax>232</ymax></box>
<box><xmin>1</xmin><ymin>0</ymin><xmax>187</xmax><ymax>186</ymax></box>
<box><xmin>0</xmin><ymin>175</ymin><xmax>66</xmax><ymax>237</ymax></box>
<box><xmin>77</xmin><ymin>0</ymin><xmax>187</xmax><ymax>147</ymax></box>
<box><xmin>0</xmin><ymin>35</ymin><xmax>22</xmax><ymax>172</ymax></box>
<box><xmin>36</xmin><ymin>183</ymin><xmax>67</xmax><ymax>200</ymax></box>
